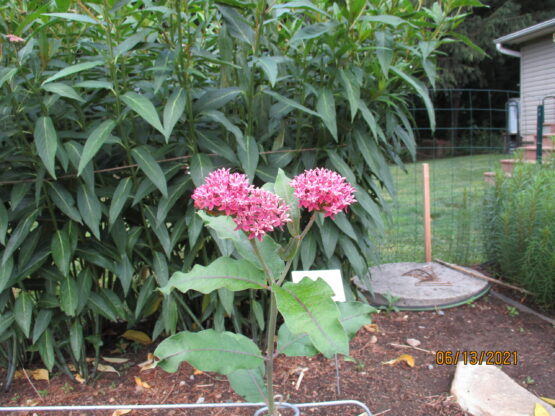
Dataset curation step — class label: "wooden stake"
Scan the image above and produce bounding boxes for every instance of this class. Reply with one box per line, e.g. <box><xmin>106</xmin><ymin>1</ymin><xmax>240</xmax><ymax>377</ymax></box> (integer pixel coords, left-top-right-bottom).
<box><xmin>434</xmin><ymin>258</ymin><xmax>535</xmax><ymax>295</ymax></box>
<box><xmin>422</xmin><ymin>163</ymin><xmax>432</xmax><ymax>262</ymax></box>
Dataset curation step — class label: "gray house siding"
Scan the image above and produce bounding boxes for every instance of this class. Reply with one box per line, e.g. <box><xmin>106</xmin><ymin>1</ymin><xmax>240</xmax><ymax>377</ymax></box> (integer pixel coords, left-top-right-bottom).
<box><xmin>520</xmin><ymin>35</ymin><xmax>555</xmax><ymax>136</ymax></box>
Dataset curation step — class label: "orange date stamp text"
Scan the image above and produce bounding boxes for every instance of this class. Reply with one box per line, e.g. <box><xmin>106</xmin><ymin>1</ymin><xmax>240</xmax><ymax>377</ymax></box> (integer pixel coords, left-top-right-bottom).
<box><xmin>435</xmin><ymin>350</ymin><xmax>517</xmax><ymax>365</ymax></box>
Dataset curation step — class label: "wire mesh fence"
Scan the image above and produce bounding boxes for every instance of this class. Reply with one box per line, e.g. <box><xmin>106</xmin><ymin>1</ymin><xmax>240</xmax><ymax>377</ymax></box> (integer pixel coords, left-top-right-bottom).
<box><xmin>373</xmin><ymin>89</ymin><xmax>519</xmax><ymax>266</ymax></box>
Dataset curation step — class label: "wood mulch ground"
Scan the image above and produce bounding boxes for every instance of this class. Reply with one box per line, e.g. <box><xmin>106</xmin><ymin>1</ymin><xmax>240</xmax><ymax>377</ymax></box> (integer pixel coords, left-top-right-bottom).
<box><xmin>1</xmin><ymin>291</ymin><xmax>554</xmax><ymax>416</ymax></box>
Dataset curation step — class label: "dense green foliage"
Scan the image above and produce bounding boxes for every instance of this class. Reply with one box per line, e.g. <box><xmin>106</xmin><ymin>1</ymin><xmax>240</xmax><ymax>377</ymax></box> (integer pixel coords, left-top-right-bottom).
<box><xmin>0</xmin><ymin>0</ymin><xmax>476</xmax><ymax>383</ymax></box>
<box><xmin>483</xmin><ymin>164</ymin><xmax>555</xmax><ymax>309</ymax></box>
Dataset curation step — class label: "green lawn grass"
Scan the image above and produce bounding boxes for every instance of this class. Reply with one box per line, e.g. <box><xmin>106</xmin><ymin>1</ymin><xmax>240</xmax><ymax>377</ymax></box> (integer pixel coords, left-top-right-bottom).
<box><xmin>373</xmin><ymin>153</ymin><xmax>505</xmax><ymax>265</ymax></box>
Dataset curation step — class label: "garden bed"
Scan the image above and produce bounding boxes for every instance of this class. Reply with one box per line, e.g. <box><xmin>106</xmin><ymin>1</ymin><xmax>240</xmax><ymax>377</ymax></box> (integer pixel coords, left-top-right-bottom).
<box><xmin>1</xmin><ymin>293</ymin><xmax>553</xmax><ymax>416</ymax></box>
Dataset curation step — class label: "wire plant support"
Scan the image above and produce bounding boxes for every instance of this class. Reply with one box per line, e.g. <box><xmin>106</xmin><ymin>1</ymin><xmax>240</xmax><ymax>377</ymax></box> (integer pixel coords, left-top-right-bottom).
<box><xmin>0</xmin><ymin>399</ymin><xmax>373</xmax><ymax>415</ymax></box>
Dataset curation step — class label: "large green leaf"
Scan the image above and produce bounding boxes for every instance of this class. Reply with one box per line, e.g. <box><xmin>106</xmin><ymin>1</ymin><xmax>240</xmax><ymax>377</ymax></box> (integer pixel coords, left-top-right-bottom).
<box><xmin>42</xmin><ymin>82</ymin><xmax>85</xmax><ymax>102</ymax></box>
<box><xmin>77</xmin><ymin>183</ymin><xmax>101</xmax><ymax>239</ymax></box>
<box><xmin>276</xmin><ymin>323</ymin><xmax>318</xmax><ymax>357</ymax></box>
<box><xmin>390</xmin><ymin>66</ymin><xmax>435</xmax><ymax>131</ymax></box>
<box><xmin>274</xmin><ymin>169</ymin><xmax>300</xmax><ymax>235</ymax></box>
<box><xmin>200</xmin><ymin>110</ymin><xmax>243</xmax><ymax>141</ymax></box>
<box><xmin>156</xmin><ymin>177</ymin><xmax>191</xmax><ymax>226</ymax></box>
<box><xmin>162</xmin><ymin>257</ymin><xmax>268</xmax><ymax>295</ymax></box>
<box><xmin>316</xmin><ymin>88</ymin><xmax>337</xmax><ymax>141</ymax></box>
<box><xmin>38</xmin><ymin>329</ymin><xmax>55</xmax><ymax>371</ymax></box>
<box><xmin>197</xmin><ymin>211</ymin><xmax>284</xmax><ymax>277</ymax></box>
<box><xmin>144</xmin><ymin>206</ymin><xmax>172</xmax><ymax>258</ymax></box>
<box><xmin>60</xmin><ymin>277</ymin><xmax>79</xmax><ymax>317</ymax></box>
<box><xmin>339</xmin><ymin>69</ymin><xmax>360</xmax><ymax>121</ymax></box>
<box><xmin>155</xmin><ymin>329</ymin><xmax>263</xmax><ymax>374</ymax></box>
<box><xmin>263</xmin><ymin>89</ymin><xmax>319</xmax><ymax>118</ymax></box>
<box><xmin>0</xmin><ymin>257</ymin><xmax>13</xmax><ymax>293</ymax></box>
<box><xmin>32</xmin><ymin>310</ymin><xmax>53</xmax><ymax>344</ymax></box>
<box><xmin>70</xmin><ymin>321</ymin><xmax>83</xmax><ymax>361</ymax></box>
<box><xmin>121</xmin><ymin>92</ymin><xmax>165</xmax><ymax>135</ymax></box>
<box><xmin>255</xmin><ymin>57</ymin><xmax>279</xmax><ymax>87</ymax></box>
<box><xmin>190</xmin><ymin>153</ymin><xmax>215</xmax><ymax>187</ymax></box>
<box><xmin>291</xmin><ymin>21</ymin><xmax>336</xmax><ymax>43</ymax></box>
<box><xmin>336</xmin><ymin>301</ymin><xmax>376</xmax><ymax>338</ymax></box>
<box><xmin>227</xmin><ymin>365</ymin><xmax>268</xmax><ymax>403</ymax></box>
<box><xmin>109</xmin><ymin>177</ymin><xmax>133</xmax><ymax>226</ymax></box>
<box><xmin>193</xmin><ymin>87</ymin><xmax>242</xmax><ymax>114</ymax></box>
<box><xmin>197</xmin><ymin>130</ymin><xmax>238</xmax><ymax>164</ymax></box>
<box><xmin>0</xmin><ymin>312</ymin><xmax>14</xmax><ymax>338</ymax></box>
<box><xmin>14</xmin><ymin>292</ymin><xmax>34</xmax><ymax>338</ymax></box>
<box><xmin>163</xmin><ymin>88</ymin><xmax>186</xmax><ymax>141</ymax></box>
<box><xmin>34</xmin><ymin>116</ymin><xmax>58</xmax><ymax>179</ymax></box>
<box><xmin>216</xmin><ymin>5</ymin><xmax>255</xmax><ymax>45</ymax></box>
<box><xmin>0</xmin><ymin>201</ymin><xmax>7</xmax><ymax>245</ymax></box>
<box><xmin>277</xmin><ymin>301</ymin><xmax>376</xmax><ymax>356</ymax></box>
<box><xmin>237</xmin><ymin>135</ymin><xmax>259</xmax><ymax>181</ymax></box>
<box><xmin>115</xmin><ymin>253</ymin><xmax>133</xmax><ymax>296</ymax></box>
<box><xmin>51</xmin><ymin>229</ymin><xmax>72</xmax><ymax>276</ymax></box>
<box><xmin>78</xmin><ymin>120</ymin><xmax>116</xmax><ymax>175</ymax></box>
<box><xmin>42</xmin><ymin>12</ymin><xmax>98</xmax><ymax>25</ymax></box>
<box><xmin>319</xmin><ymin>220</ymin><xmax>338</xmax><ymax>259</ymax></box>
<box><xmin>273</xmin><ymin>277</ymin><xmax>349</xmax><ymax>357</ymax></box>
<box><xmin>42</xmin><ymin>60</ymin><xmax>104</xmax><ymax>84</ymax></box>
<box><xmin>47</xmin><ymin>183</ymin><xmax>82</xmax><ymax>223</ymax></box>
<box><xmin>2</xmin><ymin>210</ymin><xmax>38</xmax><ymax>265</ymax></box>
<box><xmin>131</xmin><ymin>146</ymin><xmax>168</xmax><ymax>197</ymax></box>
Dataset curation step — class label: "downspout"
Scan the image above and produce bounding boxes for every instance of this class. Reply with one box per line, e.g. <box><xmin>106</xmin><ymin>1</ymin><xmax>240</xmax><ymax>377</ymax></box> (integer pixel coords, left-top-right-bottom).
<box><xmin>496</xmin><ymin>43</ymin><xmax>521</xmax><ymax>58</ymax></box>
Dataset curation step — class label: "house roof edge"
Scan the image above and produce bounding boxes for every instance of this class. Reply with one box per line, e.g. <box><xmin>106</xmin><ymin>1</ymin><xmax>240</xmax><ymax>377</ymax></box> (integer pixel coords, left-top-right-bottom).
<box><xmin>494</xmin><ymin>18</ymin><xmax>555</xmax><ymax>45</ymax></box>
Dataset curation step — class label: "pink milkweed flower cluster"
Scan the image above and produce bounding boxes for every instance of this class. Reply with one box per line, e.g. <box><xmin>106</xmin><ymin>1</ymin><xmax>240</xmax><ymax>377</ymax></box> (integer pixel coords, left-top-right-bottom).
<box><xmin>290</xmin><ymin>168</ymin><xmax>356</xmax><ymax>218</ymax></box>
<box><xmin>192</xmin><ymin>168</ymin><xmax>291</xmax><ymax>241</ymax></box>
<box><xmin>6</xmin><ymin>34</ymin><xmax>24</xmax><ymax>43</ymax></box>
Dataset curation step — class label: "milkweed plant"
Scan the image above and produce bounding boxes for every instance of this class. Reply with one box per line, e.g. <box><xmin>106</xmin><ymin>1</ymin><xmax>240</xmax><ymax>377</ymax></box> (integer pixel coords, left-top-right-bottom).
<box><xmin>154</xmin><ymin>168</ymin><xmax>376</xmax><ymax>415</ymax></box>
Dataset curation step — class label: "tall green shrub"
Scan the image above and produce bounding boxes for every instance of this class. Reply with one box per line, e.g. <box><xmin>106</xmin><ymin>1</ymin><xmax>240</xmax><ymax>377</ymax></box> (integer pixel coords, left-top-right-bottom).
<box><xmin>0</xmin><ymin>0</ymin><xmax>478</xmax><ymax>382</ymax></box>
<box><xmin>483</xmin><ymin>164</ymin><xmax>555</xmax><ymax>308</ymax></box>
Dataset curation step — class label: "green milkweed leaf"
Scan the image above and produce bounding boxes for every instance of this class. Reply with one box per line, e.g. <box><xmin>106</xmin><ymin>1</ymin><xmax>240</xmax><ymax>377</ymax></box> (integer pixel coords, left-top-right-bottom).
<box><xmin>77</xmin><ymin>183</ymin><xmax>101</xmax><ymax>239</ymax></box>
<box><xmin>131</xmin><ymin>146</ymin><xmax>168</xmax><ymax>197</ymax></box>
<box><xmin>51</xmin><ymin>229</ymin><xmax>72</xmax><ymax>277</ymax></box>
<box><xmin>163</xmin><ymin>88</ymin><xmax>186</xmax><ymax>141</ymax></box>
<box><xmin>32</xmin><ymin>310</ymin><xmax>53</xmax><ymax>344</ymax></box>
<box><xmin>227</xmin><ymin>365</ymin><xmax>267</xmax><ymax>403</ymax></box>
<box><xmin>34</xmin><ymin>116</ymin><xmax>58</xmax><ymax>179</ymax></box>
<box><xmin>60</xmin><ymin>277</ymin><xmax>79</xmax><ymax>317</ymax></box>
<box><xmin>42</xmin><ymin>60</ymin><xmax>104</xmax><ymax>85</ymax></box>
<box><xmin>237</xmin><ymin>135</ymin><xmax>258</xmax><ymax>181</ymax></box>
<box><xmin>2</xmin><ymin>210</ymin><xmax>38</xmax><ymax>266</ymax></box>
<box><xmin>316</xmin><ymin>88</ymin><xmax>337</xmax><ymax>141</ymax></box>
<box><xmin>42</xmin><ymin>82</ymin><xmax>85</xmax><ymax>102</ymax></box>
<box><xmin>193</xmin><ymin>87</ymin><xmax>242</xmax><ymax>114</ymax></box>
<box><xmin>216</xmin><ymin>5</ymin><xmax>255</xmax><ymax>45</ymax></box>
<box><xmin>42</xmin><ymin>12</ymin><xmax>99</xmax><ymax>25</ymax></box>
<box><xmin>273</xmin><ymin>278</ymin><xmax>349</xmax><ymax>358</ymax></box>
<box><xmin>162</xmin><ymin>257</ymin><xmax>268</xmax><ymax>295</ymax></box>
<box><xmin>78</xmin><ymin>120</ymin><xmax>116</xmax><ymax>175</ymax></box>
<box><xmin>189</xmin><ymin>153</ymin><xmax>215</xmax><ymax>187</ymax></box>
<box><xmin>37</xmin><ymin>329</ymin><xmax>55</xmax><ymax>371</ymax></box>
<box><xmin>47</xmin><ymin>183</ymin><xmax>82</xmax><ymax>223</ymax></box>
<box><xmin>109</xmin><ymin>177</ymin><xmax>133</xmax><ymax>226</ymax></box>
<box><xmin>14</xmin><ymin>292</ymin><xmax>34</xmax><ymax>338</ymax></box>
<box><xmin>155</xmin><ymin>329</ymin><xmax>263</xmax><ymax>374</ymax></box>
<box><xmin>122</xmin><ymin>92</ymin><xmax>165</xmax><ymax>135</ymax></box>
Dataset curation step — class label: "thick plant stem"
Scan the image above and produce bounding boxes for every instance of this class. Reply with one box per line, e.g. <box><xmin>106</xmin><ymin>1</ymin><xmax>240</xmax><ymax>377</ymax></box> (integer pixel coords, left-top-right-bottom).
<box><xmin>265</xmin><ymin>291</ymin><xmax>278</xmax><ymax>416</ymax></box>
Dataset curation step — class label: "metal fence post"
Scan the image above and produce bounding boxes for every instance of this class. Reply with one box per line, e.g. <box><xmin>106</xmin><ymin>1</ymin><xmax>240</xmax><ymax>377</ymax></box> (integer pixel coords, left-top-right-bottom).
<box><xmin>536</xmin><ymin>104</ymin><xmax>544</xmax><ymax>164</ymax></box>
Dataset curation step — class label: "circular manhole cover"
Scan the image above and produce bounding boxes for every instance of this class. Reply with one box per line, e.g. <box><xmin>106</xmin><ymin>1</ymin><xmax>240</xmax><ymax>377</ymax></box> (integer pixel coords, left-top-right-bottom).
<box><xmin>354</xmin><ymin>262</ymin><xmax>490</xmax><ymax>310</ymax></box>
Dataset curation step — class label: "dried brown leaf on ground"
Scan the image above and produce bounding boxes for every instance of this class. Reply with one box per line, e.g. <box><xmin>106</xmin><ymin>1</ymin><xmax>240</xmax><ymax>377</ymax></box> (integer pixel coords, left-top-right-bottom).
<box><xmin>382</xmin><ymin>354</ymin><xmax>415</xmax><ymax>368</ymax></box>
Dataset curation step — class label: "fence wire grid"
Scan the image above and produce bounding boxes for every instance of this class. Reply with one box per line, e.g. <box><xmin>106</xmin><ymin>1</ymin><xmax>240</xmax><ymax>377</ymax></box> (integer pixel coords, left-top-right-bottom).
<box><xmin>373</xmin><ymin>89</ymin><xmax>518</xmax><ymax>266</ymax></box>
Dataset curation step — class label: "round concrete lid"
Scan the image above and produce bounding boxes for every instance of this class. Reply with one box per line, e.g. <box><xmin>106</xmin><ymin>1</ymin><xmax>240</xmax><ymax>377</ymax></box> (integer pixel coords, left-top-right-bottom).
<box><xmin>354</xmin><ymin>262</ymin><xmax>490</xmax><ymax>309</ymax></box>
